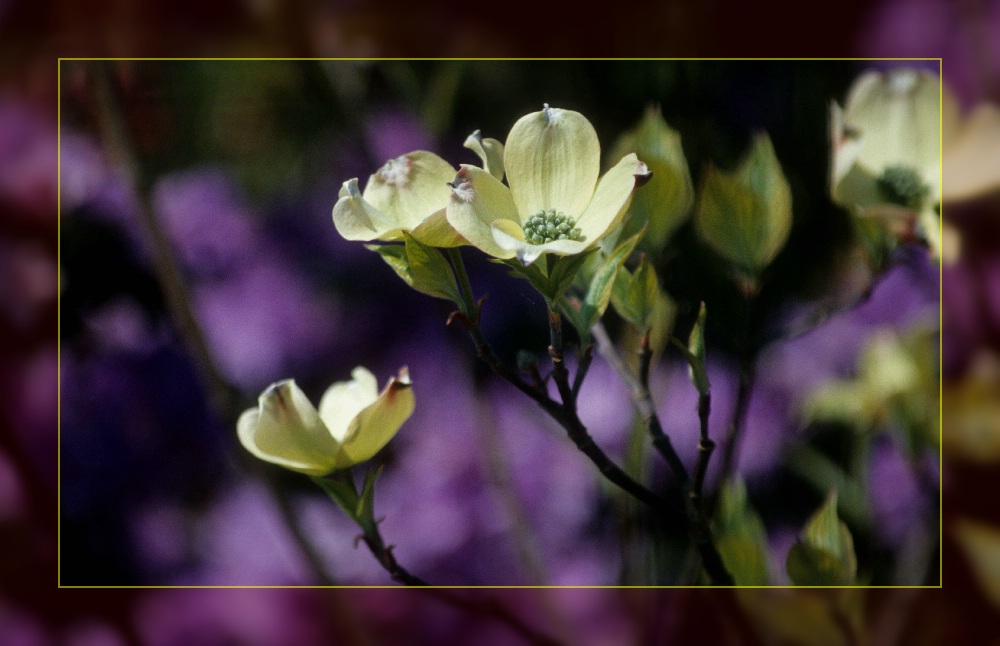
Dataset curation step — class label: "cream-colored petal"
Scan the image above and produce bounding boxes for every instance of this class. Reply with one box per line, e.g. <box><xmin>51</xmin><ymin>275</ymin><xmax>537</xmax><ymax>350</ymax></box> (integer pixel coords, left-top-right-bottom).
<box><xmin>504</xmin><ymin>105</ymin><xmax>600</xmax><ymax>219</ymax></box>
<box><xmin>332</xmin><ymin>179</ymin><xmax>399</xmax><ymax>242</ymax></box>
<box><xmin>336</xmin><ymin>367</ymin><xmax>415</xmax><ymax>468</ymax></box>
<box><xmin>409</xmin><ymin>209</ymin><xmax>466</xmax><ymax>247</ymax></box>
<box><xmin>576</xmin><ymin>153</ymin><xmax>650</xmax><ymax>247</ymax></box>
<box><xmin>318</xmin><ymin>366</ymin><xmax>380</xmax><ymax>443</ymax></box>
<box><xmin>362</xmin><ymin>151</ymin><xmax>455</xmax><ymax>230</ymax></box>
<box><xmin>464</xmin><ymin>130</ymin><xmax>506</xmax><ymax>181</ymax></box>
<box><xmin>237</xmin><ymin>380</ymin><xmax>340</xmax><ymax>476</ymax></box>
<box><xmin>845</xmin><ymin>69</ymin><xmax>940</xmax><ymax>179</ymax></box>
<box><xmin>943</xmin><ymin>103</ymin><xmax>1000</xmax><ymax>202</ymax></box>
<box><xmin>446</xmin><ymin>165</ymin><xmax>518</xmax><ymax>259</ymax></box>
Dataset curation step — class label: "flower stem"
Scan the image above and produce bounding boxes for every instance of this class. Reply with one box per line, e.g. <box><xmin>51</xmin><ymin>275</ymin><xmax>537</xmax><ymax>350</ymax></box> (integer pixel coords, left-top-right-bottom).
<box><xmin>571</xmin><ymin>344</ymin><xmax>594</xmax><ymax>398</ymax></box>
<box><xmin>447</xmin><ymin>247</ymin><xmax>477</xmax><ymax>319</ymax></box>
<box><xmin>361</xmin><ymin>528</ymin><xmax>428</xmax><ymax>586</ymax></box>
<box><xmin>593</xmin><ymin>322</ymin><xmax>733</xmax><ymax>585</ymax></box>
<box><xmin>691</xmin><ymin>390</ymin><xmax>715</xmax><ymax>510</ymax></box>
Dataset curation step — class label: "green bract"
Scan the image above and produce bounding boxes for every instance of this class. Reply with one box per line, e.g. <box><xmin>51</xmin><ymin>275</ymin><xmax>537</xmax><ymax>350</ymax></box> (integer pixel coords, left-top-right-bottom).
<box><xmin>237</xmin><ymin>367</ymin><xmax>415</xmax><ymax>476</ymax></box>
<box><xmin>831</xmin><ymin>69</ymin><xmax>942</xmax><ymax>258</ymax></box>
<box><xmin>333</xmin><ymin>151</ymin><xmax>463</xmax><ymax>247</ymax></box>
<box><xmin>446</xmin><ymin>105</ymin><xmax>651</xmax><ymax>265</ymax></box>
<box><xmin>609</xmin><ymin>106</ymin><xmax>694</xmax><ymax>253</ymax></box>
<box><xmin>695</xmin><ymin>132</ymin><xmax>792</xmax><ymax>274</ymax></box>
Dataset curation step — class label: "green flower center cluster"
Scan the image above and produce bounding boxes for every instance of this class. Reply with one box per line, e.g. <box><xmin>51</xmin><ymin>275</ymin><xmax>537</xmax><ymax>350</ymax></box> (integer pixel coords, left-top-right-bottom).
<box><xmin>877</xmin><ymin>165</ymin><xmax>929</xmax><ymax>210</ymax></box>
<box><xmin>522</xmin><ymin>209</ymin><xmax>584</xmax><ymax>245</ymax></box>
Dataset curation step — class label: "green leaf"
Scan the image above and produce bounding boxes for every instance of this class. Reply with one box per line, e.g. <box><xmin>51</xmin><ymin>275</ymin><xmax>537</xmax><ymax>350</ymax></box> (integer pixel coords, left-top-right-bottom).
<box><xmin>557</xmin><ymin>296</ymin><xmax>592</xmax><ymax>343</ymax></box>
<box><xmin>312</xmin><ymin>471</ymin><xmax>360</xmax><ymax>522</ymax></box>
<box><xmin>403</xmin><ymin>233</ymin><xmax>462</xmax><ymax>301</ymax></box>
<box><xmin>498</xmin><ymin>250</ymin><xmax>599</xmax><ymax>303</ymax></box>
<box><xmin>687</xmin><ymin>302</ymin><xmax>710</xmax><ymax>396</ymax></box>
<box><xmin>786</xmin><ymin>490</ymin><xmax>857</xmax><ymax>585</ymax></box>
<box><xmin>370</xmin><ymin>236</ymin><xmax>461</xmax><ymax>302</ymax></box>
<box><xmin>715</xmin><ymin>478</ymin><xmax>770</xmax><ymax>585</ymax></box>
<box><xmin>694</xmin><ymin>132</ymin><xmax>792</xmax><ymax>274</ymax></box>
<box><xmin>609</xmin><ymin>106</ymin><xmax>695</xmax><ymax>254</ymax></box>
<box><xmin>546</xmin><ymin>250</ymin><xmax>599</xmax><ymax>303</ymax></box>
<box><xmin>647</xmin><ymin>290</ymin><xmax>675</xmax><ymax>356</ymax></box>
<box><xmin>355</xmin><ymin>465</ymin><xmax>385</xmax><ymax>535</ymax></box>
<box><xmin>371</xmin><ymin>243</ymin><xmax>412</xmax><ymax>283</ymax></box>
<box><xmin>579</xmin><ymin>228</ymin><xmax>644</xmax><ymax>331</ymax></box>
<box><xmin>496</xmin><ymin>257</ymin><xmax>551</xmax><ymax>297</ymax></box>
<box><xmin>612</xmin><ymin>256</ymin><xmax>659</xmax><ymax>327</ymax></box>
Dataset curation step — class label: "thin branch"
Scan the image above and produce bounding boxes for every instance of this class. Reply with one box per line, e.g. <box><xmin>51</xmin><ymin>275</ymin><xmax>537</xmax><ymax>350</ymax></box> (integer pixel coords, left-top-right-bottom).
<box><xmin>593</xmin><ymin>323</ymin><xmax>688</xmax><ymax>486</ymax></box>
<box><xmin>571</xmin><ymin>344</ymin><xmax>594</xmax><ymax>398</ymax></box>
<box><xmin>716</xmin><ymin>360</ymin><xmax>755</xmax><ymax>504</ymax></box>
<box><xmin>593</xmin><ymin>322</ymin><xmax>733</xmax><ymax>585</ymax></box>
<box><xmin>691</xmin><ymin>391</ymin><xmax>715</xmax><ymax>509</ymax></box>
<box><xmin>360</xmin><ymin>529</ymin><xmax>428</xmax><ymax>586</ymax></box>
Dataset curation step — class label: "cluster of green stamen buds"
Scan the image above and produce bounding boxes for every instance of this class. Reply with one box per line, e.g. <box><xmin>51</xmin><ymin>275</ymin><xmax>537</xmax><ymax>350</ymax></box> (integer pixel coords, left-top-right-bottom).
<box><xmin>522</xmin><ymin>209</ymin><xmax>584</xmax><ymax>245</ymax></box>
<box><xmin>877</xmin><ymin>165</ymin><xmax>929</xmax><ymax>211</ymax></box>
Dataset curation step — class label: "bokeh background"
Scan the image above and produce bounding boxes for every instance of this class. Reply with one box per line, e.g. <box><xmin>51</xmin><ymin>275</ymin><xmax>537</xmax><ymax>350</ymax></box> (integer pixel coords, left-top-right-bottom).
<box><xmin>2</xmin><ymin>0</ymin><xmax>999</xmax><ymax>644</ymax></box>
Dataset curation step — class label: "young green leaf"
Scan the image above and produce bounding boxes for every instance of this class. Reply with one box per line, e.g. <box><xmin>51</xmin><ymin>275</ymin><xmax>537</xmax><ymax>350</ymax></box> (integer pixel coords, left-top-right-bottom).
<box><xmin>715</xmin><ymin>478</ymin><xmax>770</xmax><ymax>586</ymax></box>
<box><xmin>403</xmin><ymin>233</ymin><xmax>462</xmax><ymax>302</ymax></box>
<box><xmin>355</xmin><ymin>465</ymin><xmax>385</xmax><ymax>536</ymax></box>
<box><xmin>786</xmin><ymin>490</ymin><xmax>858</xmax><ymax>586</ymax></box>
<box><xmin>579</xmin><ymin>228</ymin><xmax>645</xmax><ymax>331</ymax></box>
<box><xmin>687</xmin><ymin>302</ymin><xmax>710</xmax><ymax>396</ymax></box>
<box><xmin>312</xmin><ymin>470</ymin><xmax>361</xmax><ymax>522</ymax></box>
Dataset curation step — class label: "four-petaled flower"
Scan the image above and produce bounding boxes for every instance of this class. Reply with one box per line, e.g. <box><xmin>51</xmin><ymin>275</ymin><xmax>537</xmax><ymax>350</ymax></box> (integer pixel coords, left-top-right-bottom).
<box><xmin>237</xmin><ymin>366</ymin><xmax>415</xmax><ymax>475</ymax></box>
<box><xmin>446</xmin><ymin>105</ymin><xmax>651</xmax><ymax>265</ymax></box>
<box><xmin>333</xmin><ymin>151</ymin><xmax>463</xmax><ymax>247</ymax></box>
<box><xmin>831</xmin><ymin>69</ymin><xmax>943</xmax><ymax>257</ymax></box>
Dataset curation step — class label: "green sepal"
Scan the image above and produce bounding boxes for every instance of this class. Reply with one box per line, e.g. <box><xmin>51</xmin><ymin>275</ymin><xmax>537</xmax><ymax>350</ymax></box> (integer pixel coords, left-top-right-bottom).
<box><xmin>370</xmin><ymin>234</ymin><xmax>462</xmax><ymax>302</ymax></box>
<box><xmin>403</xmin><ymin>233</ymin><xmax>462</xmax><ymax>302</ymax></box>
<box><xmin>578</xmin><ymin>229</ymin><xmax>644</xmax><ymax>332</ymax></box>
<box><xmin>355</xmin><ymin>465</ymin><xmax>385</xmax><ymax>536</ymax></box>
<box><xmin>611</xmin><ymin>256</ymin><xmax>658</xmax><ymax>328</ymax></box>
<box><xmin>497</xmin><ymin>248</ymin><xmax>599</xmax><ymax>303</ymax></box>
<box><xmin>694</xmin><ymin>132</ymin><xmax>792</xmax><ymax>274</ymax></box>
<box><xmin>611</xmin><ymin>256</ymin><xmax>675</xmax><ymax>354</ymax></box>
<box><xmin>715</xmin><ymin>478</ymin><xmax>770</xmax><ymax>586</ymax></box>
<box><xmin>609</xmin><ymin>106</ymin><xmax>694</xmax><ymax>254</ymax></box>
<box><xmin>786</xmin><ymin>490</ymin><xmax>858</xmax><ymax>586</ymax></box>
<box><xmin>312</xmin><ymin>469</ymin><xmax>360</xmax><ymax>522</ymax></box>
<box><xmin>546</xmin><ymin>250</ymin><xmax>599</xmax><ymax>304</ymax></box>
<box><xmin>687</xmin><ymin>302</ymin><xmax>710</xmax><ymax>396</ymax></box>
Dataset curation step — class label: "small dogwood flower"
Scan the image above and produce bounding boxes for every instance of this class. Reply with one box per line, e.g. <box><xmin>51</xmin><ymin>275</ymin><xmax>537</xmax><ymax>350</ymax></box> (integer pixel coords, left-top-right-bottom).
<box><xmin>446</xmin><ymin>105</ymin><xmax>650</xmax><ymax>265</ymax></box>
<box><xmin>333</xmin><ymin>151</ymin><xmax>462</xmax><ymax>247</ymax></box>
<box><xmin>237</xmin><ymin>366</ymin><xmax>414</xmax><ymax>476</ymax></box>
<box><xmin>831</xmin><ymin>69</ymin><xmax>943</xmax><ymax>257</ymax></box>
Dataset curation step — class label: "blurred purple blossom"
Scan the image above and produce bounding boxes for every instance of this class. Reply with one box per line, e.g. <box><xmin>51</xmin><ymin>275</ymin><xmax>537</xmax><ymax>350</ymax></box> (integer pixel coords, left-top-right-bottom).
<box><xmin>191</xmin><ymin>258</ymin><xmax>344</xmax><ymax>391</ymax></box>
<box><xmin>856</xmin><ymin>0</ymin><xmax>1000</xmax><ymax>106</ymax></box>
<box><xmin>152</xmin><ymin>168</ymin><xmax>262</xmax><ymax>277</ymax></box>
<box><xmin>867</xmin><ymin>433</ymin><xmax>924</xmax><ymax>548</ymax></box>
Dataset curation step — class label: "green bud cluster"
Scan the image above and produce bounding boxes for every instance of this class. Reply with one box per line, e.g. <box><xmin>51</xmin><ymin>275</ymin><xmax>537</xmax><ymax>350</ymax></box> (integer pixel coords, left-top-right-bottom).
<box><xmin>877</xmin><ymin>165</ymin><xmax>929</xmax><ymax>210</ymax></box>
<box><xmin>522</xmin><ymin>209</ymin><xmax>584</xmax><ymax>245</ymax></box>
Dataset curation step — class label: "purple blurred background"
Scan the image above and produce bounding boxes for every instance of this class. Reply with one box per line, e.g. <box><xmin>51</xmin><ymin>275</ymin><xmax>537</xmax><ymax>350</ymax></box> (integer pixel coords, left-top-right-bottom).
<box><xmin>0</xmin><ymin>0</ymin><xmax>998</xmax><ymax>643</ymax></box>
